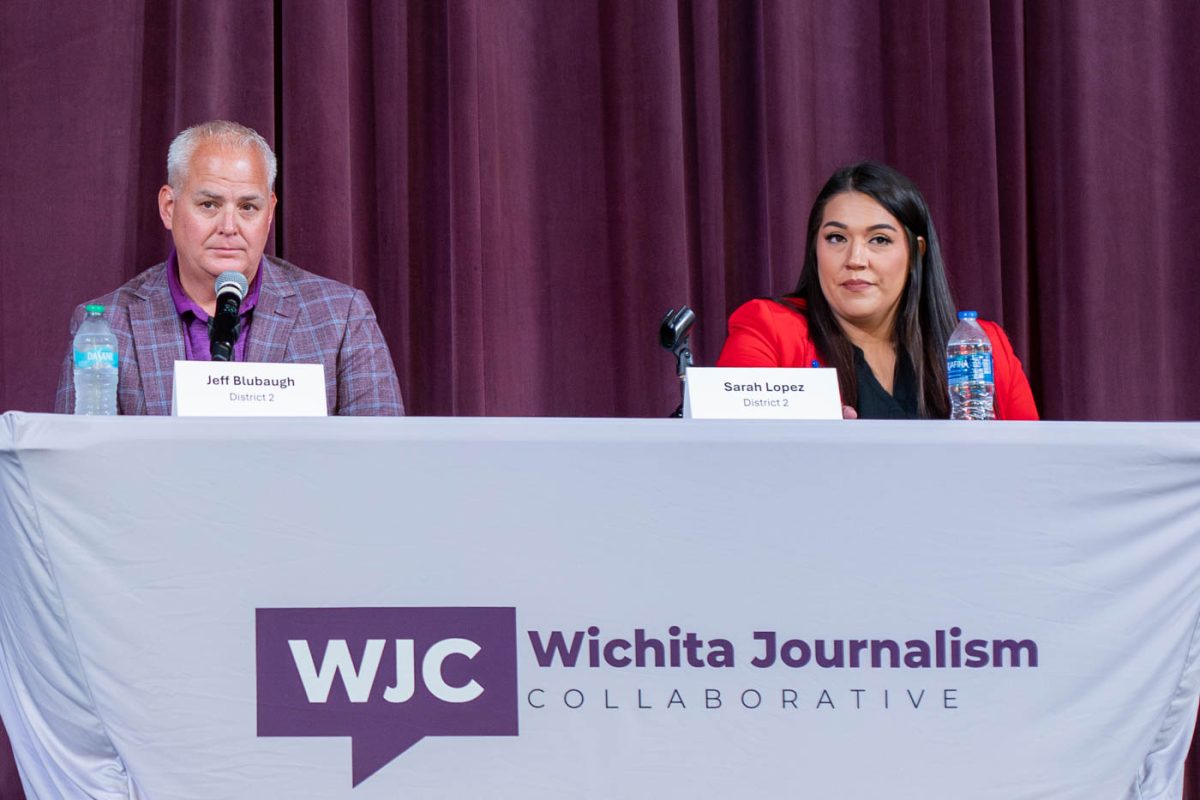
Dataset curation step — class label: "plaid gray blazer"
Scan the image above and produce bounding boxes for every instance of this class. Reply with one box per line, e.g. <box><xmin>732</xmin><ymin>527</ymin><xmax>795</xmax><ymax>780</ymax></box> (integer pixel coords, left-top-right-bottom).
<box><xmin>55</xmin><ymin>257</ymin><xmax>405</xmax><ymax>416</ymax></box>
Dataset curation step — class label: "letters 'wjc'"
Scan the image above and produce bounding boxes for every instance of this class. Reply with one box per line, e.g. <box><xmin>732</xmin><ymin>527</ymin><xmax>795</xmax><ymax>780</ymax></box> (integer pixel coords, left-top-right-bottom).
<box><xmin>287</xmin><ymin>638</ymin><xmax>485</xmax><ymax>704</ymax></box>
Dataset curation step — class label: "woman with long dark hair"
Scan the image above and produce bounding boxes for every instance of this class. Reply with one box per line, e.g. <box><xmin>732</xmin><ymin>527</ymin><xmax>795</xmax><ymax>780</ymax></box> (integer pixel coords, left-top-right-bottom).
<box><xmin>717</xmin><ymin>161</ymin><xmax>1037</xmax><ymax>420</ymax></box>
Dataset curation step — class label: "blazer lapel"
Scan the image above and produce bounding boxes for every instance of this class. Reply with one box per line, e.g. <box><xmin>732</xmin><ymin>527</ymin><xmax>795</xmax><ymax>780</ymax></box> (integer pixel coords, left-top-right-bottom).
<box><xmin>129</xmin><ymin>267</ymin><xmax>186</xmax><ymax>415</ymax></box>
<box><xmin>246</xmin><ymin>259</ymin><xmax>297</xmax><ymax>363</ymax></box>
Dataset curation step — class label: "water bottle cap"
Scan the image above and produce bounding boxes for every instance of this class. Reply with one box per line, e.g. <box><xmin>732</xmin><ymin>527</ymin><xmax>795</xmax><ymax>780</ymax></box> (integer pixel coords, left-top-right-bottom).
<box><xmin>85</xmin><ymin>304</ymin><xmax>106</xmax><ymax>315</ymax></box>
<box><xmin>957</xmin><ymin>310</ymin><xmax>978</xmax><ymax>320</ymax></box>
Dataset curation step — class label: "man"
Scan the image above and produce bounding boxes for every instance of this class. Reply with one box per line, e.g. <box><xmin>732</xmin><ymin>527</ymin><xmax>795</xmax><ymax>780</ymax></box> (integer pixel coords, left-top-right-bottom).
<box><xmin>55</xmin><ymin>121</ymin><xmax>404</xmax><ymax>415</ymax></box>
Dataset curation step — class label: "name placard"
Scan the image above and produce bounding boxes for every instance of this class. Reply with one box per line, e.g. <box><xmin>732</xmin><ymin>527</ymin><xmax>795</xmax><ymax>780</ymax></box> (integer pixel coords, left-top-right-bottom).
<box><xmin>683</xmin><ymin>367</ymin><xmax>842</xmax><ymax>420</ymax></box>
<box><xmin>171</xmin><ymin>361</ymin><xmax>327</xmax><ymax>417</ymax></box>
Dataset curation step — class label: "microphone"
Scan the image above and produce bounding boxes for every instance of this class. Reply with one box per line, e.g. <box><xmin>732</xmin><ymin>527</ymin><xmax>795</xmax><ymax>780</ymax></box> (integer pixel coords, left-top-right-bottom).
<box><xmin>659</xmin><ymin>306</ymin><xmax>696</xmax><ymax>352</ymax></box>
<box><xmin>659</xmin><ymin>306</ymin><xmax>696</xmax><ymax>417</ymax></box>
<box><xmin>209</xmin><ymin>271</ymin><xmax>249</xmax><ymax>362</ymax></box>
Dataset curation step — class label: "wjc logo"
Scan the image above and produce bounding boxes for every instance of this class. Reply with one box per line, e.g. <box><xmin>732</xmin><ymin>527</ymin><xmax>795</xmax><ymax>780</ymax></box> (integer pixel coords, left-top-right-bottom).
<box><xmin>256</xmin><ymin>607</ymin><xmax>518</xmax><ymax>786</ymax></box>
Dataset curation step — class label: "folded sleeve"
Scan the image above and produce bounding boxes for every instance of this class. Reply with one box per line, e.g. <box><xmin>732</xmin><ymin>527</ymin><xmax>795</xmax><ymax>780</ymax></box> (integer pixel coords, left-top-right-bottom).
<box><xmin>984</xmin><ymin>321</ymin><xmax>1039</xmax><ymax>420</ymax></box>
<box><xmin>334</xmin><ymin>290</ymin><xmax>405</xmax><ymax>416</ymax></box>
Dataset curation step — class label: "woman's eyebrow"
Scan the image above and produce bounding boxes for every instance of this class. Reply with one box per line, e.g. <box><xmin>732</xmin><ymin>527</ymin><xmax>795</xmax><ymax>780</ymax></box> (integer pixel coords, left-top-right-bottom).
<box><xmin>821</xmin><ymin>220</ymin><xmax>898</xmax><ymax>232</ymax></box>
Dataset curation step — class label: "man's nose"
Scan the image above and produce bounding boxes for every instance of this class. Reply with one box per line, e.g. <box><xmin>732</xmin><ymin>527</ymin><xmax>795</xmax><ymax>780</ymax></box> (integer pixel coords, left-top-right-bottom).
<box><xmin>219</xmin><ymin>209</ymin><xmax>238</xmax><ymax>233</ymax></box>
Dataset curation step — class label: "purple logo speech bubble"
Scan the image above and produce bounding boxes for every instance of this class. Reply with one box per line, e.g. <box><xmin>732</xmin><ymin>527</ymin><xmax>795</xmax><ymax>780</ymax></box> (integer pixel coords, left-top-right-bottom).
<box><xmin>256</xmin><ymin>607</ymin><xmax>518</xmax><ymax>786</ymax></box>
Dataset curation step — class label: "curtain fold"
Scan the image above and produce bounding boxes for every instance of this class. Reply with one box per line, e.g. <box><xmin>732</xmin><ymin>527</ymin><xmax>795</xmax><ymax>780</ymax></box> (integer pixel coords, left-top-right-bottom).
<box><xmin>1024</xmin><ymin>0</ymin><xmax>1200</xmax><ymax>419</ymax></box>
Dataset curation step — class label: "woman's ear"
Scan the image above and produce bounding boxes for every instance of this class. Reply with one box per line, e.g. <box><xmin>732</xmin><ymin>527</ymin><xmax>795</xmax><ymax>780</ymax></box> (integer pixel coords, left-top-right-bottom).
<box><xmin>917</xmin><ymin>236</ymin><xmax>927</xmax><ymax>257</ymax></box>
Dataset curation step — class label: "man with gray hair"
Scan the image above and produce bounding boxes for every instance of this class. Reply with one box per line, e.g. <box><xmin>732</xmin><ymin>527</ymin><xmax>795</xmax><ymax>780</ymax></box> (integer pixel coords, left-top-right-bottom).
<box><xmin>55</xmin><ymin>120</ymin><xmax>404</xmax><ymax>415</ymax></box>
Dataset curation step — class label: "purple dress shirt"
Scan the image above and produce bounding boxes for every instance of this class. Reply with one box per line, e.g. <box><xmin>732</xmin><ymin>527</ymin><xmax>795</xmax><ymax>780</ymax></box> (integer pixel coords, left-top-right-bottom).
<box><xmin>165</xmin><ymin>250</ymin><xmax>262</xmax><ymax>363</ymax></box>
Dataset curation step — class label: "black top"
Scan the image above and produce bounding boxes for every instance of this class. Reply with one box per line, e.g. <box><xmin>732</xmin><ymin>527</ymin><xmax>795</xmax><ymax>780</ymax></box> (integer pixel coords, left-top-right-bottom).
<box><xmin>853</xmin><ymin>346</ymin><xmax>919</xmax><ymax>419</ymax></box>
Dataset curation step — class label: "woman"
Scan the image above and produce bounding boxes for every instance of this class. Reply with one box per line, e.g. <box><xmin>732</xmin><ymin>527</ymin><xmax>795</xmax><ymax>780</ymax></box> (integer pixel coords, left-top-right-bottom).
<box><xmin>716</xmin><ymin>161</ymin><xmax>1038</xmax><ymax>420</ymax></box>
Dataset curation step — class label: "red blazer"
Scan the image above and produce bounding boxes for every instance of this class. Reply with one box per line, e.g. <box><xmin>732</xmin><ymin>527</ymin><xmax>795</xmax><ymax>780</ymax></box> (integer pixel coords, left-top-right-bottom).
<box><xmin>716</xmin><ymin>298</ymin><xmax>1039</xmax><ymax>420</ymax></box>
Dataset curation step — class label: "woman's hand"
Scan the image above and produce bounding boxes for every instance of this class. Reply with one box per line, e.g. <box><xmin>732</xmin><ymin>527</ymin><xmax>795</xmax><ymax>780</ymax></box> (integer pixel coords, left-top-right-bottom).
<box><xmin>842</xmin><ymin>405</ymin><xmax>858</xmax><ymax>420</ymax></box>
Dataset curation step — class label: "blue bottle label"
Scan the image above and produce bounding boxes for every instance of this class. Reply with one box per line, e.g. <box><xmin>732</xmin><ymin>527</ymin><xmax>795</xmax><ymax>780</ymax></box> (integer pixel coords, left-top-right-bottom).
<box><xmin>75</xmin><ymin>347</ymin><xmax>118</xmax><ymax>369</ymax></box>
<box><xmin>947</xmin><ymin>353</ymin><xmax>993</xmax><ymax>384</ymax></box>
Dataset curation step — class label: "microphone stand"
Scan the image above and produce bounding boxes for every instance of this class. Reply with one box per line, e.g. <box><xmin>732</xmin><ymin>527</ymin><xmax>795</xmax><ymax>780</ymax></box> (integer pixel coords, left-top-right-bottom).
<box><xmin>659</xmin><ymin>307</ymin><xmax>695</xmax><ymax>418</ymax></box>
<box><xmin>669</xmin><ymin>337</ymin><xmax>692</xmax><ymax>418</ymax></box>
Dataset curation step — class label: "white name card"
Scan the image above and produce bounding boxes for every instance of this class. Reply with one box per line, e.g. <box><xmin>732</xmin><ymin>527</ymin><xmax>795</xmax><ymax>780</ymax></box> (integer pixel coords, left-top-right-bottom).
<box><xmin>684</xmin><ymin>367</ymin><xmax>842</xmax><ymax>420</ymax></box>
<box><xmin>171</xmin><ymin>361</ymin><xmax>327</xmax><ymax>417</ymax></box>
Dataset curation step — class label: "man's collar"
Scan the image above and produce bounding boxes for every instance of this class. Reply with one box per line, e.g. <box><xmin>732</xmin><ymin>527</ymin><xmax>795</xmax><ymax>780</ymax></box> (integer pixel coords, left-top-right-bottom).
<box><xmin>166</xmin><ymin>249</ymin><xmax>264</xmax><ymax>320</ymax></box>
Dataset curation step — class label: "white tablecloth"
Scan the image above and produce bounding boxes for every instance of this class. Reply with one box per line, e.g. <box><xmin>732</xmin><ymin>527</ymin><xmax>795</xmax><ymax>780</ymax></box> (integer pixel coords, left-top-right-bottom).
<box><xmin>2</xmin><ymin>413</ymin><xmax>1199</xmax><ymax>799</ymax></box>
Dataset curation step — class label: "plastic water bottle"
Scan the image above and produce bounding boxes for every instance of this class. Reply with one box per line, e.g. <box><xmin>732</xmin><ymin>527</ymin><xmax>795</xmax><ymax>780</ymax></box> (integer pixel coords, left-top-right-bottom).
<box><xmin>946</xmin><ymin>310</ymin><xmax>994</xmax><ymax>420</ymax></box>
<box><xmin>73</xmin><ymin>304</ymin><xmax>119</xmax><ymax>415</ymax></box>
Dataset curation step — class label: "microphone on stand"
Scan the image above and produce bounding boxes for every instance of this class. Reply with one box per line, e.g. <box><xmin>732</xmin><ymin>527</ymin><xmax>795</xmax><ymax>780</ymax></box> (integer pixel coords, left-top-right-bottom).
<box><xmin>659</xmin><ymin>306</ymin><xmax>696</xmax><ymax>417</ymax></box>
<box><xmin>209</xmin><ymin>271</ymin><xmax>250</xmax><ymax>362</ymax></box>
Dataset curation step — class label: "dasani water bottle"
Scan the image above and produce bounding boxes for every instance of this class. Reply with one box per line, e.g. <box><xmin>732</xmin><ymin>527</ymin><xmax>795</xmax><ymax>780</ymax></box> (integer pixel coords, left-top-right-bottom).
<box><xmin>946</xmin><ymin>310</ymin><xmax>994</xmax><ymax>420</ymax></box>
<box><xmin>73</xmin><ymin>304</ymin><xmax>119</xmax><ymax>415</ymax></box>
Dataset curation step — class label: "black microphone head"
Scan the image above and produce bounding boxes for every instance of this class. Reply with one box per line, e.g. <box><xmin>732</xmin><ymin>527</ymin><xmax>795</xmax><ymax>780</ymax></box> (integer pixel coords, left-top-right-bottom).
<box><xmin>214</xmin><ymin>270</ymin><xmax>250</xmax><ymax>301</ymax></box>
<box><xmin>659</xmin><ymin>306</ymin><xmax>696</xmax><ymax>349</ymax></box>
<box><xmin>673</xmin><ymin>306</ymin><xmax>696</xmax><ymax>336</ymax></box>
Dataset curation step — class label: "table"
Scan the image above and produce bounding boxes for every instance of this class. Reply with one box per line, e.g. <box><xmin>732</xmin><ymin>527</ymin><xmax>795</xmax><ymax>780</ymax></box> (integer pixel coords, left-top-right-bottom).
<box><xmin>2</xmin><ymin>413</ymin><xmax>1199</xmax><ymax>799</ymax></box>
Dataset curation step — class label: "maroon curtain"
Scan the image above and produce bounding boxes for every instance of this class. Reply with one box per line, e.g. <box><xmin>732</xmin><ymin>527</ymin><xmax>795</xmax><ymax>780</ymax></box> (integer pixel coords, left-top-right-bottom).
<box><xmin>5</xmin><ymin>0</ymin><xmax>1200</xmax><ymax>420</ymax></box>
<box><xmin>2</xmin><ymin>0</ymin><xmax>1199</xmax><ymax>796</ymax></box>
